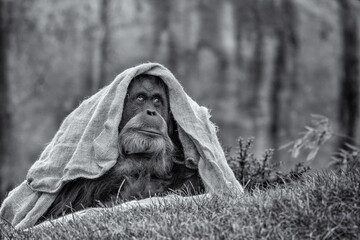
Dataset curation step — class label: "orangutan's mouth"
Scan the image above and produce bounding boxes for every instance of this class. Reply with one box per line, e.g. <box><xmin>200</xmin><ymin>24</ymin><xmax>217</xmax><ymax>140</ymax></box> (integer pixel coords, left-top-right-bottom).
<box><xmin>135</xmin><ymin>129</ymin><xmax>162</xmax><ymax>137</ymax></box>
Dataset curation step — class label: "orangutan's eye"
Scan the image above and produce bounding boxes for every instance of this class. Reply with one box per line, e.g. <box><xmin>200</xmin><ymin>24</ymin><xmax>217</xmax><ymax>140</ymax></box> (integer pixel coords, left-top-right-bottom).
<box><xmin>153</xmin><ymin>97</ymin><xmax>162</xmax><ymax>106</ymax></box>
<box><xmin>136</xmin><ymin>94</ymin><xmax>145</xmax><ymax>102</ymax></box>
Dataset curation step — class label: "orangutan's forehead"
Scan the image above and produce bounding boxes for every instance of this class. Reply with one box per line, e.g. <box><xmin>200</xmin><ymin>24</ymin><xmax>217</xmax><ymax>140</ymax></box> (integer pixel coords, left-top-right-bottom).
<box><xmin>128</xmin><ymin>75</ymin><xmax>167</xmax><ymax>94</ymax></box>
<box><xmin>140</xmin><ymin>79</ymin><xmax>159</xmax><ymax>91</ymax></box>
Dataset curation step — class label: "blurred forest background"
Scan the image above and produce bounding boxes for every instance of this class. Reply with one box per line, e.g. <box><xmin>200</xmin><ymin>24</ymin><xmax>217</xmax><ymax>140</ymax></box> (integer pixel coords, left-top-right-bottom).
<box><xmin>0</xmin><ymin>0</ymin><xmax>359</xmax><ymax>202</ymax></box>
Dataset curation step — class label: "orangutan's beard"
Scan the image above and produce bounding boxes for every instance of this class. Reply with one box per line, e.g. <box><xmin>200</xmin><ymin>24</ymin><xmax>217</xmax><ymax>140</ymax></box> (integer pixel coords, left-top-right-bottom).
<box><xmin>116</xmin><ymin>128</ymin><xmax>174</xmax><ymax>179</ymax></box>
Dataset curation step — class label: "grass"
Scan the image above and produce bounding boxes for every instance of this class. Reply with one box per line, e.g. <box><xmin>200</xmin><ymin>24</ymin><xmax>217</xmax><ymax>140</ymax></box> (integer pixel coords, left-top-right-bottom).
<box><xmin>1</xmin><ymin>130</ymin><xmax>359</xmax><ymax>239</ymax></box>
<box><xmin>2</xmin><ymin>167</ymin><xmax>360</xmax><ymax>239</ymax></box>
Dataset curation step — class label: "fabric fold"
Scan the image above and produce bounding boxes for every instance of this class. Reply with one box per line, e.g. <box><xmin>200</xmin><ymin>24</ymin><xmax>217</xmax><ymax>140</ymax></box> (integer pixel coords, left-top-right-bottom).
<box><xmin>177</xmin><ymin>127</ymin><xmax>200</xmax><ymax>169</ymax></box>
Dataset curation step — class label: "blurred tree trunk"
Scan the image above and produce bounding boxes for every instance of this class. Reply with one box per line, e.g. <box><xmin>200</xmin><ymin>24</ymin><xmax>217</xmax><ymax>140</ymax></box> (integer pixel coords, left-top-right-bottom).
<box><xmin>251</xmin><ymin>1</ymin><xmax>264</xmax><ymax>102</ymax></box>
<box><xmin>97</xmin><ymin>0</ymin><xmax>111</xmax><ymax>89</ymax></box>
<box><xmin>82</xmin><ymin>25</ymin><xmax>97</xmax><ymax>94</ymax></box>
<box><xmin>269</xmin><ymin>25</ymin><xmax>285</xmax><ymax>163</ymax></box>
<box><xmin>337</xmin><ymin>0</ymin><xmax>359</xmax><ymax>150</ymax></box>
<box><xmin>198</xmin><ymin>0</ymin><xmax>228</xmax><ymax>101</ymax></box>
<box><xmin>250</xmin><ymin>0</ymin><xmax>265</xmax><ymax>153</ymax></box>
<box><xmin>149</xmin><ymin>0</ymin><xmax>177</xmax><ymax>71</ymax></box>
<box><xmin>232</xmin><ymin>0</ymin><xmax>247</xmax><ymax>69</ymax></box>
<box><xmin>0</xmin><ymin>0</ymin><xmax>12</xmax><ymax>201</ymax></box>
<box><xmin>269</xmin><ymin>0</ymin><xmax>299</xmax><ymax>163</ymax></box>
<box><xmin>282</xmin><ymin>0</ymin><xmax>299</xmax><ymax>131</ymax></box>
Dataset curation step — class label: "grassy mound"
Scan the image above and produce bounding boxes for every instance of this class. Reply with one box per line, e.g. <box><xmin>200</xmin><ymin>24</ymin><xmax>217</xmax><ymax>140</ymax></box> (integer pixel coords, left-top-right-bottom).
<box><xmin>2</xmin><ymin>167</ymin><xmax>359</xmax><ymax>239</ymax></box>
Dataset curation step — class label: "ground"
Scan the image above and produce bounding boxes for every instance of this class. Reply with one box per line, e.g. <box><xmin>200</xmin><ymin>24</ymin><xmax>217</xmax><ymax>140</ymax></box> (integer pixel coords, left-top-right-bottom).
<box><xmin>2</xmin><ymin>167</ymin><xmax>359</xmax><ymax>239</ymax></box>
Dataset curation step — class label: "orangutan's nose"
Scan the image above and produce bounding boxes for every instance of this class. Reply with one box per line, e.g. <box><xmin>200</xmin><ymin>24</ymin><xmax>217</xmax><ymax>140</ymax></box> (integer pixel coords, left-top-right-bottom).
<box><xmin>146</xmin><ymin>109</ymin><xmax>157</xmax><ymax>116</ymax></box>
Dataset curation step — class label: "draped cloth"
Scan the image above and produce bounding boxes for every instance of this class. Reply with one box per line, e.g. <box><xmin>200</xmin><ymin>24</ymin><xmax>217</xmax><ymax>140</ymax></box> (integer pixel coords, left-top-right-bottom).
<box><xmin>0</xmin><ymin>63</ymin><xmax>243</xmax><ymax>229</ymax></box>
